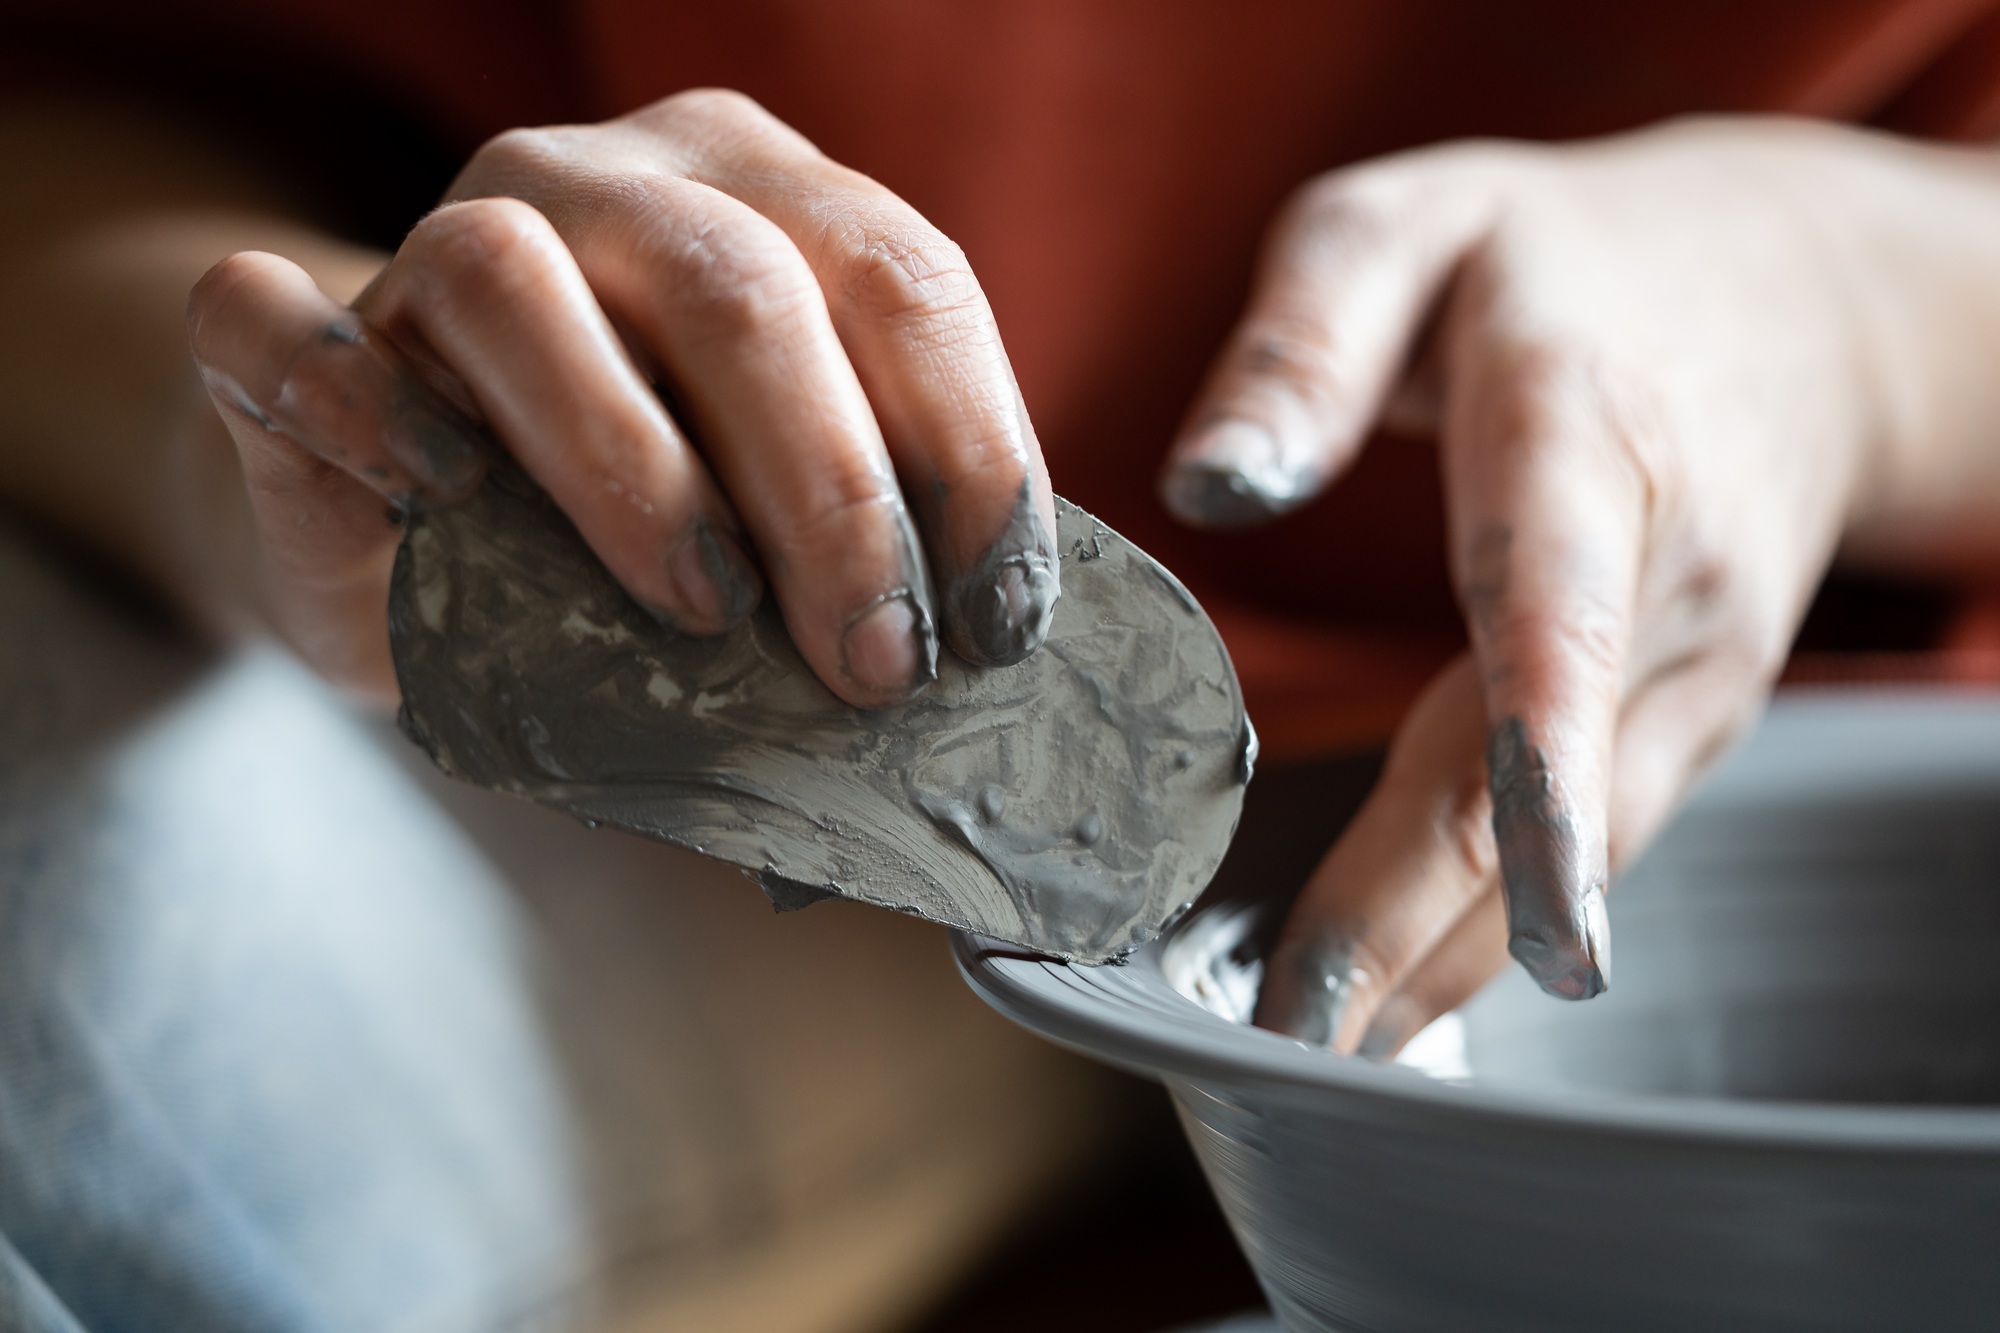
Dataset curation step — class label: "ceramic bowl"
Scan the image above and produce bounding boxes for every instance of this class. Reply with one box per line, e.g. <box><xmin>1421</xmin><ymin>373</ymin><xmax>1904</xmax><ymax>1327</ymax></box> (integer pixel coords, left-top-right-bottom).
<box><xmin>956</xmin><ymin>693</ymin><xmax>2000</xmax><ymax>1332</ymax></box>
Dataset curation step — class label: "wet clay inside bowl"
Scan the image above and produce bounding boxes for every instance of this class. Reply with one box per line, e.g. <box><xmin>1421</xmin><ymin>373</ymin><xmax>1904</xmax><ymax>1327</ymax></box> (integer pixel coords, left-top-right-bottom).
<box><xmin>1167</xmin><ymin>712</ymin><xmax>2000</xmax><ymax>1107</ymax></box>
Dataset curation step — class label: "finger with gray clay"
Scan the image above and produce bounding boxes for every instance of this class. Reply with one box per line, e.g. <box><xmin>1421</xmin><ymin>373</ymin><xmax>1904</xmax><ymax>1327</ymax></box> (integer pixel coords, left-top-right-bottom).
<box><xmin>355</xmin><ymin>198</ymin><xmax>763</xmax><ymax>639</ymax></box>
<box><xmin>1161</xmin><ymin>140</ymin><xmax>1626</xmax><ymax>1005</ymax></box>
<box><xmin>1255</xmin><ymin>657</ymin><xmax>1499</xmax><ymax>1049</ymax></box>
<box><xmin>190</xmin><ymin>252</ymin><xmax>486</xmax><ymax>506</ymax></box>
<box><xmin>389</xmin><ymin>473</ymin><xmax>1250</xmax><ymax>961</ymax></box>
<box><xmin>466</xmin><ymin>95</ymin><xmax>1053</xmax><ymax>711</ymax></box>
<box><xmin>1444</xmin><ymin>326</ymin><xmax>1642</xmax><ymax>1001</ymax></box>
<box><xmin>475</xmin><ymin>171</ymin><xmax>935</xmax><ymax>704</ymax></box>
<box><xmin>188</xmin><ymin>251</ymin><xmax>489</xmax><ymax>700</ymax></box>
<box><xmin>647</xmin><ymin>93</ymin><xmax>1062</xmax><ymax>667</ymax></box>
<box><xmin>1285</xmin><ymin>649</ymin><xmax>1768</xmax><ymax>1056</ymax></box>
<box><xmin>1158</xmin><ymin>149</ymin><xmax>1494</xmax><ymax>527</ymax></box>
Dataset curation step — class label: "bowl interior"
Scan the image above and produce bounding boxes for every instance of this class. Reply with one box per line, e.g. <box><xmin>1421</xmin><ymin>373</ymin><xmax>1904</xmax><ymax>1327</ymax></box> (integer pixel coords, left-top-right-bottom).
<box><xmin>1165</xmin><ymin>694</ymin><xmax>2000</xmax><ymax>1106</ymax></box>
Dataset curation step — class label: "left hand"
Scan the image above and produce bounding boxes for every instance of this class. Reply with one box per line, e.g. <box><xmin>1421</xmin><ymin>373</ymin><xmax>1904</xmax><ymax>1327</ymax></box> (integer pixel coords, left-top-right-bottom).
<box><xmin>1159</xmin><ymin>116</ymin><xmax>2000</xmax><ymax>1053</ymax></box>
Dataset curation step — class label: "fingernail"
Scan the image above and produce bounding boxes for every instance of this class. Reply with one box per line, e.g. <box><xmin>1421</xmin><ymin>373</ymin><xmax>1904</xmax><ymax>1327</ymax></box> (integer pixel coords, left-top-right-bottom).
<box><xmin>945</xmin><ymin>481</ymin><xmax>1059</xmax><ymax>667</ymax></box>
<box><xmin>1161</xmin><ymin>421</ymin><xmax>1315</xmax><ymax>528</ymax></box>
<box><xmin>961</xmin><ymin>558</ymin><xmax>1056</xmax><ymax>664</ymax></box>
<box><xmin>668</xmin><ymin>520</ymin><xmax>762</xmax><ymax>631</ymax></box>
<box><xmin>840</xmin><ymin>590</ymin><xmax>937</xmax><ymax>702</ymax></box>
<box><xmin>1508</xmin><ymin>924</ymin><xmax>1608</xmax><ymax>1001</ymax></box>
<box><xmin>1487</xmin><ymin>716</ymin><xmax>1610</xmax><ymax>1002</ymax></box>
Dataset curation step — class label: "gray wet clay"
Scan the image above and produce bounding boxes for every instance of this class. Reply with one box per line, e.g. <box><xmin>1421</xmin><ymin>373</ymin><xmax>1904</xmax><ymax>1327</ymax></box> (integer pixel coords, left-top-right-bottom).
<box><xmin>388</xmin><ymin>465</ymin><xmax>1250</xmax><ymax>963</ymax></box>
<box><xmin>960</xmin><ymin>694</ymin><xmax>2000</xmax><ymax>1331</ymax></box>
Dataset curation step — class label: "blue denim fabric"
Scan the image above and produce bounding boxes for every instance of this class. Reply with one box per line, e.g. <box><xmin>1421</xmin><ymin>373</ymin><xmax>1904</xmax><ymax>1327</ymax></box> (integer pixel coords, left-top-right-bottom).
<box><xmin>0</xmin><ymin>531</ymin><xmax>593</xmax><ymax>1333</ymax></box>
<box><xmin>0</xmin><ymin>1231</ymin><xmax>86</xmax><ymax>1333</ymax></box>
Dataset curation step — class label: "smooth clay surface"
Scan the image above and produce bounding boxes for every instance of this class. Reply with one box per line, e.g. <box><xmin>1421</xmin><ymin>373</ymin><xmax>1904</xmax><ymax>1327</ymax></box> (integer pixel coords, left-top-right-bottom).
<box><xmin>389</xmin><ymin>464</ymin><xmax>1251</xmax><ymax>963</ymax></box>
<box><xmin>960</xmin><ymin>693</ymin><xmax>2000</xmax><ymax>1331</ymax></box>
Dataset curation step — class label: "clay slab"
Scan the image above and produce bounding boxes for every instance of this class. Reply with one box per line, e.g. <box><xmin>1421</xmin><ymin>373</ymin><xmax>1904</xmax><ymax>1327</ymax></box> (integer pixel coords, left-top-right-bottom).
<box><xmin>389</xmin><ymin>466</ymin><xmax>1250</xmax><ymax>963</ymax></box>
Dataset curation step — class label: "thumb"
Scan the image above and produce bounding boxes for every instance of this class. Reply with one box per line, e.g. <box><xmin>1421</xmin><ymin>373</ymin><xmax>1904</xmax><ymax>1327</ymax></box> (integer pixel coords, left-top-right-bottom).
<box><xmin>1160</xmin><ymin>144</ymin><xmax>1506</xmax><ymax>527</ymax></box>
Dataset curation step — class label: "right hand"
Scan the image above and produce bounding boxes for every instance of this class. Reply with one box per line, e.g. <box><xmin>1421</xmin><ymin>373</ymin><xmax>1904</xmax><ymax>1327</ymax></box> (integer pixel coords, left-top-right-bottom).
<box><xmin>188</xmin><ymin>90</ymin><xmax>1058</xmax><ymax>708</ymax></box>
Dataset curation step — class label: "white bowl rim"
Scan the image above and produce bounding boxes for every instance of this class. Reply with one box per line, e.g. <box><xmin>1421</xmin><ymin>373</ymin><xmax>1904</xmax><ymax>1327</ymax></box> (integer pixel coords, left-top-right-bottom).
<box><xmin>952</xmin><ymin>931</ymin><xmax>2000</xmax><ymax>1153</ymax></box>
<box><xmin>958</xmin><ymin>689</ymin><xmax>2000</xmax><ymax>1153</ymax></box>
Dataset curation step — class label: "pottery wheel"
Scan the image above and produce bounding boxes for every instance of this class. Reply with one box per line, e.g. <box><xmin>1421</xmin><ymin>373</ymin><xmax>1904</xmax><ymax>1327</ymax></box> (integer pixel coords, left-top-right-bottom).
<box><xmin>388</xmin><ymin>464</ymin><xmax>1251</xmax><ymax>963</ymax></box>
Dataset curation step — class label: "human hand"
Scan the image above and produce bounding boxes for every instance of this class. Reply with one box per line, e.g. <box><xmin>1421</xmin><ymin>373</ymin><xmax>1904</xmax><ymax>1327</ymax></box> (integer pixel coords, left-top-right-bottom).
<box><xmin>1161</xmin><ymin>117</ymin><xmax>2000</xmax><ymax>1051</ymax></box>
<box><xmin>188</xmin><ymin>90</ymin><xmax>1056</xmax><ymax>708</ymax></box>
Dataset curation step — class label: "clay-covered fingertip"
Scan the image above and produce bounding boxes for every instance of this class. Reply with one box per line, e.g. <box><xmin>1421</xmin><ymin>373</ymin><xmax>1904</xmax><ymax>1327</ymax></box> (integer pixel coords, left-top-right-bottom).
<box><xmin>1355</xmin><ymin>993</ymin><xmax>1425</xmax><ymax>1062</ymax></box>
<box><xmin>947</xmin><ymin>554</ymin><xmax>1058</xmax><ymax>667</ymax></box>
<box><xmin>943</xmin><ymin>480</ymin><xmax>1060</xmax><ymax>668</ymax></box>
<box><xmin>1508</xmin><ymin>926</ymin><xmax>1609</xmax><ymax>1002</ymax></box>
<box><xmin>1161</xmin><ymin>461</ymin><xmax>1292</xmax><ymax>529</ymax></box>
<box><xmin>1354</xmin><ymin>1020</ymin><xmax>1402</xmax><ymax>1062</ymax></box>
<box><xmin>1254</xmin><ymin>935</ymin><xmax>1357</xmax><ymax>1047</ymax></box>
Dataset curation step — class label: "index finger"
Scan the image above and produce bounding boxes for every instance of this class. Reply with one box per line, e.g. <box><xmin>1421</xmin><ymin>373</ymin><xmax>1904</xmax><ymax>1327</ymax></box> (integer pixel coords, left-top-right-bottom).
<box><xmin>1160</xmin><ymin>145</ymin><xmax>1509</xmax><ymax>528</ymax></box>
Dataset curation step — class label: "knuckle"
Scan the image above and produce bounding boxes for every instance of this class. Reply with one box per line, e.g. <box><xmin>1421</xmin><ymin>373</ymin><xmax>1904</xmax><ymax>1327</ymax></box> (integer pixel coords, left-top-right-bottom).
<box><xmin>1283</xmin><ymin>171</ymin><xmax>1407</xmax><ymax>254</ymax></box>
<box><xmin>188</xmin><ymin>251</ymin><xmax>275</xmax><ymax>336</ymax></box>
<box><xmin>659</xmin><ymin>87</ymin><xmax>768</xmax><ymax>123</ymax></box>
<box><xmin>941</xmin><ymin>431</ymin><xmax>1031</xmax><ymax>499</ymax></box>
<box><xmin>641</xmin><ymin>87</ymin><xmax>778</xmax><ymax>144</ymax></box>
<box><xmin>1489</xmin><ymin>341</ymin><xmax>1600</xmax><ymax>444</ymax></box>
<box><xmin>1482</xmin><ymin>597</ymin><xmax>1629</xmax><ymax>688</ymax></box>
<box><xmin>1291</xmin><ymin>138</ymin><xmax>1531</xmax><ymax>233</ymax></box>
<box><xmin>193</xmin><ymin>248</ymin><xmax>267</xmax><ymax>296</ymax></box>
<box><xmin>787</xmin><ymin>467</ymin><xmax>901</xmax><ymax>555</ymax></box>
<box><xmin>1551</xmin><ymin>596</ymin><xmax>1630</xmax><ymax>679</ymax></box>
<box><xmin>1420</xmin><ymin>136</ymin><xmax>1547</xmax><ymax>181</ymax></box>
<box><xmin>1649</xmin><ymin>534</ymin><xmax>1789</xmax><ymax>682</ymax></box>
<box><xmin>412</xmin><ymin>197</ymin><xmax>559</xmax><ymax>279</ymax></box>
<box><xmin>671</xmin><ymin>216</ymin><xmax>821</xmax><ymax>336</ymax></box>
<box><xmin>1230</xmin><ymin>317</ymin><xmax>1349</xmax><ymax>404</ymax></box>
<box><xmin>1670</xmin><ymin>541</ymin><xmax>1732</xmax><ymax>617</ymax></box>
<box><xmin>834</xmin><ymin>221</ymin><xmax>984</xmax><ymax>330</ymax></box>
<box><xmin>468</xmin><ymin>125</ymin><xmax>568</xmax><ymax>180</ymax></box>
<box><xmin>1478</xmin><ymin>340</ymin><xmax>1672</xmax><ymax>535</ymax></box>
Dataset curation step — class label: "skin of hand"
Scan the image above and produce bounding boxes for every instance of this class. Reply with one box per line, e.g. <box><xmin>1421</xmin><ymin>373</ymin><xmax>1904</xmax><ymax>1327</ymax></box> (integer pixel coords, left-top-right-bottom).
<box><xmin>183</xmin><ymin>89</ymin><xmax>1059</xmax><ymax>710</ymax></box>
<box><xmin>0</xmin><ymin>100</ymin><xmax>394</xmax><ymax>665</ymax></box>
<box><xmin>1160</xmin><ymin>116</ymin><xmax>2000</xmax><ymax>1055</ymax></box>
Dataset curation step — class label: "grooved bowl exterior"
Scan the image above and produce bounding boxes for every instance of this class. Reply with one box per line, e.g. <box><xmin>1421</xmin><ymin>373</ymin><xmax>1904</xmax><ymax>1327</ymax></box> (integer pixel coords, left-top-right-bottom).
<box><xmin>956</xmin><ymin>694</ymin><xmax>2000</xmax><ymax>1332</ymax></box>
